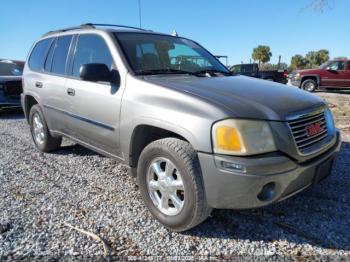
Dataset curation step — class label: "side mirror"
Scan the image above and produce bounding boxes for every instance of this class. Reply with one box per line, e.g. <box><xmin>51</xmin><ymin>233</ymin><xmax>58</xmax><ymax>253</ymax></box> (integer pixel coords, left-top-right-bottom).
<box><xmin>80</xmin><ymin>63</ymin><xmax>118</xmax><ymax>83</ymax></box>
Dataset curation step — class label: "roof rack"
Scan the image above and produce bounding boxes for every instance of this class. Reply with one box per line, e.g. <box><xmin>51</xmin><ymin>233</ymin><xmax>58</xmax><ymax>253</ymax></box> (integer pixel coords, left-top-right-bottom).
<box><xmin>42</xmin><ymin>24</ymin><xmax>94</xmax><ymax>37</ymax></box>
<box><xmin>82</xmin><ymin>23</ymin><xmax>149</xmax><ymax>31</ymax></box>
<box><xmin>42</xmin><ymin>23</ymin><xmax>148</xmax><ymax>37</ymax></box>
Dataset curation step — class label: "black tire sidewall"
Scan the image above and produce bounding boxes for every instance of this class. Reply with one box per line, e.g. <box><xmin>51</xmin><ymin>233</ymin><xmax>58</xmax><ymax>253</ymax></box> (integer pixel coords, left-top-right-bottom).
<box><xmin>137</xmin><ymin>143</ymin><xmax>199</xmax><ymax>231</ymax></box>
<box><xmin>29</xmin><ymin>105</ymin><xmax>53</xmax><ymax>152</ymax></box>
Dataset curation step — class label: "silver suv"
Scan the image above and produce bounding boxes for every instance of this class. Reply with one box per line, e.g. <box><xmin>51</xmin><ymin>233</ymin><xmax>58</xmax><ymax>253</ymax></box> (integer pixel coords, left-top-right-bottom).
<box><xmin>22</xmin><ymin>24</ymin><xmax>341</xmax><ymax>231</ymax></box>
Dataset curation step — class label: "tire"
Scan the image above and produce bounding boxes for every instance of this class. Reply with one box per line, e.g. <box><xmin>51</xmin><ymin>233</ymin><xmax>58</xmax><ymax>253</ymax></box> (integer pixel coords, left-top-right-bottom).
<box><xmin>29</xmin><ymin>104</ymin><xmax>62</xmax><ymax>152</ymax></box>
<box><xmin>137</xmin><ymin>138</ymin><xmax>211</xmax><ymax>231</ymax></box>
<box><xmin>301</xmin><ymin>79</ymin><xmax>317</xmax><ymax>92</ymax></box>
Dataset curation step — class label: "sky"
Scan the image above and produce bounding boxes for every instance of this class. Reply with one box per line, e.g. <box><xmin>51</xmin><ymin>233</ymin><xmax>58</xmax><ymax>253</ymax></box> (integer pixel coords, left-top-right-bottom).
<box><xmin>1</xmin><ymin>0</ymin><xmax>349</xmax><ymax>66</ymax></box>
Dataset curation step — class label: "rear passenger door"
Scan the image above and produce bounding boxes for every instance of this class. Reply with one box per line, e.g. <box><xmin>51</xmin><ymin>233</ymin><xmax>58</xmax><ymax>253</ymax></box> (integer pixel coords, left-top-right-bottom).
<box><xmin>64</xmin><ymin>33</ymin><xmax>122</xmax><ymax>156</ymax></box>
<box><xmin>42</xmin><ymin>35</ymin><xmax>74</xmax><ymax>134</ymax></box>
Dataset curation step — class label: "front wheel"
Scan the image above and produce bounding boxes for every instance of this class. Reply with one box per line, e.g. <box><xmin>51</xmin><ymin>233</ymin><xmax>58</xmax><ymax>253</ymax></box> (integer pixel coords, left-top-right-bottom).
<box><xmin>301</xmin><ymin>79</ymin><xmax>317</xmax><ymax>92</ymax></box>
<box><xmin>137</xmin><ymin>138</ymin><xmax>211</xmax><ymax>231</ymax></box>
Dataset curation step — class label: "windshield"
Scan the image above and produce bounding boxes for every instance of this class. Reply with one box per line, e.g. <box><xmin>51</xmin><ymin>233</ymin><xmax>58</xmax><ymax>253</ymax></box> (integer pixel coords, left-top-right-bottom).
<box><xmin>115</xmin><ymin>33</ymin><xmax>229</xmax><ymax>75</ymax></box>
<box><xmin>0</xmin><ymin>61</ymin><xmax>23</xmax><ymax>76</ymax></box>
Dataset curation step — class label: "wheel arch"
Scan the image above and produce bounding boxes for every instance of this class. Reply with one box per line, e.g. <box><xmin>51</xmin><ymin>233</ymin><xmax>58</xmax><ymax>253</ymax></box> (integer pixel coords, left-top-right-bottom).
<box><xmin>128</xmin><ymin>124</ymin><xmax>192</xmax><ymax>169</ymax></box>
<box><xmin>23</xmin><ymin>94</ymin><xmax>40</xmax><ymax>122</ymax></box>
<box><xmin>301</xmin><ymin>75</ymin><xmax>320</xmax><ymax>86</ymax></box>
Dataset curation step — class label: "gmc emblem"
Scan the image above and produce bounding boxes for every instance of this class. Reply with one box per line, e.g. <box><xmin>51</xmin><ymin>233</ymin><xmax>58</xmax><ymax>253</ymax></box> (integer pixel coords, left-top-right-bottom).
<box><xmin>306</xmin><ymin>122</ymin><xmax>324</xmax><ymax>136</ymax></box>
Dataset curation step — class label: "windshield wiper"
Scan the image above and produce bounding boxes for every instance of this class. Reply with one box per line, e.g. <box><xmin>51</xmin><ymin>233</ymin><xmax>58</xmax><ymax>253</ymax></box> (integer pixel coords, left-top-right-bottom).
<box><xmin>135</xmin><ymin>68</ymin><xmax>193</xmax><ymax>75</ymax></box>
<box><xmin>192</xmin><ymin>69</ymin><xmax>232</xmax><ymax>76</ymax></box>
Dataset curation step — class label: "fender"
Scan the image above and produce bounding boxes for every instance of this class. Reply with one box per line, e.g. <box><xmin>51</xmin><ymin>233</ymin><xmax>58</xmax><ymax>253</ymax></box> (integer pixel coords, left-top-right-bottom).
<box><xmin>123</xmin><ymin>116</ymin><xmax>205</xmax><ymax>166</ymax></box>
<box><xmin>301</xmin><ymin>74</ymin><xmax>320</xmax><ymax>85</ymax></box>
<box><xmin>23</xmin><ymin>91</ymin><xmax>42</xmax><ymax>121</ymax></box>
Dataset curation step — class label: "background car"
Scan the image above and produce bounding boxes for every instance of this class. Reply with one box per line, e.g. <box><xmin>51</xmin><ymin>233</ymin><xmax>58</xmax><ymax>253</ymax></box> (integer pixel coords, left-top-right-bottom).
<box><xmin>0</xmin><ymin>59</ymin><xmax>23</xmax><ymax>111</ymax></box>
<box><xmin>291</xmin><ymin>59</ymin><xmax>350</xmax><ymax>92</ymax></box>
<box><xmin>230</xmin><ymin>63</ymin><xmax>288</xmax><ymax>84</ymax></box>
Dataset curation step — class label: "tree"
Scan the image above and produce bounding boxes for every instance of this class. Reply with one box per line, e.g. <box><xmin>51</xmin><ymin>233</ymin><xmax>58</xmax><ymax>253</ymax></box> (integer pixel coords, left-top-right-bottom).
<box><xmin>290</xmin><ymin>55</ymin><xmax>308</xmax><ymax>70</ymax></box>
<box><xmin>305</xmin><ymin>51</ymin><xmax>317</xmax><ymax>68</ymax></box>
<box><xmin>314</xmin><ymin>49</ymin><xmax>330</xmax><ymax>65</ymax></box>
<box><xmin>305</xmin><ymin>49</ymin><xmax>330</xmax><ymax>67</ymax></box>
<box><xmin>252</xmin><ymin>45</ymin><xmax>272</xmax><ymax>67</ymax></box>
<box><xmin>261</xmin><ymin>63</ymin><xmax>288</xmax><ymax>70</ymax></box>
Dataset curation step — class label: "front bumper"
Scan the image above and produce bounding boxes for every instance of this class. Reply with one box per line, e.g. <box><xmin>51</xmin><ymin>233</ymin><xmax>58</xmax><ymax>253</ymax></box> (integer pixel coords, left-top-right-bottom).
<box><xmin>0</xmin><ymin>90</ymin><xmax>21</xmax><ymax>111</ymax></box>
<box><xmin>290</xmin><ymin>79</ymin><xmax>301</xmax><ymax>87</ymax></box>
<box><xmin>198</xmin><ymin>131</ymin><xmax>341</xmax><ymax>209</ymax></box>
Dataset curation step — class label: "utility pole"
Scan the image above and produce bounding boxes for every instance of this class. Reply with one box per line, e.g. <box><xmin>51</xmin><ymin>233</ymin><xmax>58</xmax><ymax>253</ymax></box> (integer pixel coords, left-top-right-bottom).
<box><xmin>277</xmin><ymin>55</ymin><xmax>281</xmax><ymax>70</ymax></box>
<box><xmin>138</xmin><ymin>0</ymin><xmax>142</xmax><ymax>29</ymax></box>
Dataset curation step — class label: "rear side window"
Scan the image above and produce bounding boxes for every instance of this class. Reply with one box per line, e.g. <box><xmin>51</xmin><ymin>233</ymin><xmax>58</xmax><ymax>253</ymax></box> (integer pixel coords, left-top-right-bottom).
<box><xmin>72</xmin><ymin>34</ymin><xmax>113</xmax><ymax>77</ymax></box>
<box><xmin>28</xmin><ymin>38</ymin><xmax>52</xmax><ymax>71</ymax></box>
<box><xmin>51</xmin><ymin>35</ymin><xmax>73</xmax><ymax>75</ymax></box>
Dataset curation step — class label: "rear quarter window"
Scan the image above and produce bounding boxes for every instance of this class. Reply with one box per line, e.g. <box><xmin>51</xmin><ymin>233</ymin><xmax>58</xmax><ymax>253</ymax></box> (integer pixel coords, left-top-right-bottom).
<box><xmin>28</xmin><ymin>38</ymin><xmax>53</xmax><ymax>71</ymax></box>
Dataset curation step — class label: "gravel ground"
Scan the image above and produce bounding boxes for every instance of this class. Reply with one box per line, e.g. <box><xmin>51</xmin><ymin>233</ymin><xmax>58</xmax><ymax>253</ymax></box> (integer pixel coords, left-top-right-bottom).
<box><xmin>1</xmin><ymin>91</ymin><xmax>350</xmax><ymax>260</ymax></box>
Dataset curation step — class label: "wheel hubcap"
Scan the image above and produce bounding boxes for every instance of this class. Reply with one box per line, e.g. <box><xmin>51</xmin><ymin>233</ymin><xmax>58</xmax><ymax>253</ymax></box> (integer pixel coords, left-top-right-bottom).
<box><xmin>147</xmin><ymin>157</ymin><xmax>185</xmax><ymax>216</ymax></box>
<box><xmin>304</xmin><ymin>82</ymin><xmax>315</xmax><ymax>91</ymax></box>
<box><xmin>32</xmin><ymin>113</ymin><xmax>45</xmax><ymax>145</ymax></box>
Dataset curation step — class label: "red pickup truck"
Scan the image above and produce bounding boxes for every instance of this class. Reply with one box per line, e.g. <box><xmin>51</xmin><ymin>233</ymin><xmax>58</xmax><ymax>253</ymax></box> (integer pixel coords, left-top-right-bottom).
<box><xmin>291</xmin><ymin>59</ymin><xmax>350</xmax><ymax>92</ymax></box>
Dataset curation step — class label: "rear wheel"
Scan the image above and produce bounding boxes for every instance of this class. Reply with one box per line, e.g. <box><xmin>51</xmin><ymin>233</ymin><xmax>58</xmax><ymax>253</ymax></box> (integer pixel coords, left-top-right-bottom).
<box><xmin>137</xmin><ymin>138</ymin><xmax>211</xmax><ymax>231</ymax></box>
<box><xmin>301</xmin><ymin>79</ymin><xmax>317</xmax><ymax>92</ymax></box>
<box><xmin>29</xmin><ymin>104</ymin><xmax>61</xmax><ymax>152</ymax></box>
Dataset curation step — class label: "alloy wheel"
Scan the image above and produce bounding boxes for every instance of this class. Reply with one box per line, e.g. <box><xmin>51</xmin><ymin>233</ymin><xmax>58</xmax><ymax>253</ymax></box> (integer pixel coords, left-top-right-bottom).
<box><xmin>32</xmin><ymin>113</ymin><xmax>45</xmax><ymax>145</ymax></box>
<box><xmin>146</xmin><ymin>157</ymin><xmax>185</xmax><ymax>216</ymax></box>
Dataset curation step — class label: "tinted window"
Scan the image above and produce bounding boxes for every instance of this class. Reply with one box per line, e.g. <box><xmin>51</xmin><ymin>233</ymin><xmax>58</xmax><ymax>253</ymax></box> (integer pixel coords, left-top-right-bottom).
<box><xmin>51</xmin><ymin>35</ymin><xmax>73</xmax><ymax>75</ymax></box>
<box><xmin>72</xmin><ymin>34</ymin><xmax>113</xmax><ymax>77</ymax></box>
<box><xmin>28</xmin><ymin>38</ymin><xmax>52</xmax><ymax>71</ymax></box>
<box><xmin>348</xmin><ymin>61</ymin><xmax>350</xmax><ymax>70</ymax></box>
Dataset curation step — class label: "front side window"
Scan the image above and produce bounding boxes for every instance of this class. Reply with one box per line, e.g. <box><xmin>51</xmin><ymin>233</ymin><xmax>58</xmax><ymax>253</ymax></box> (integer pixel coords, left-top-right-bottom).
<box><xmin>328</xmin><ymin>61</ymin><xmax>345</xmax><ymax>71</ymax></box>
<box><xmin>115</xmin><ymin>33</ymin><xmax>229</xmax><ymax>75</ymax></box>
<box><xmin>28</xmin><ymin>38</ymin><xmax>52</xmax><ymax>71</ymax></box>
<box><xmin>51</xmin><ymin>35</ymin><xmax>73</xmax><ymax>75</ymax></box>
<box><xmin>72</xmin><ymin>34</ymin><xmax>113</xmax><ymax>77</ymax></box>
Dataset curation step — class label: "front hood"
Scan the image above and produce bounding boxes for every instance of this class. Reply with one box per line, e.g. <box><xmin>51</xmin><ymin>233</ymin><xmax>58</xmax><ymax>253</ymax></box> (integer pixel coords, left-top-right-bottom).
<box><xmin>144</xmin><ymin>75</ymin><xmax>325</xmax><ymax>121</ymax></box>
<box><xmin>297</xmin><ymin>68</ymin><xmax>321</xmax><ymax>74</ymax></box>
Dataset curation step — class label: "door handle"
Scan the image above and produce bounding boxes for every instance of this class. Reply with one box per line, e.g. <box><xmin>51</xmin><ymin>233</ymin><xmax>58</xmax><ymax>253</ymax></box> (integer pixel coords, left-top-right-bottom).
<box><xmin>67</xmin><ymin>88</ymin><xmax>75</xmax><ymax>96</ymax></box>
<box><xmin>35</xmin><ymin>82</ymin><xmax>43</xmax><ymax>88</ymax></box>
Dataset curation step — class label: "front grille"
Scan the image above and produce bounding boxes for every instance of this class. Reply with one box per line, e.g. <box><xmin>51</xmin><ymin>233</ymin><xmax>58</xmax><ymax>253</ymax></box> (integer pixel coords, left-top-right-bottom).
<box><xmin>288</xmin><ymin>110</ymin><xmax>328</xmax><ymax>154</ymax></box>
<box><xmin>3</xmin><ymin>81</ymin><xmax>22</xmax><ymax>97</ymax></box>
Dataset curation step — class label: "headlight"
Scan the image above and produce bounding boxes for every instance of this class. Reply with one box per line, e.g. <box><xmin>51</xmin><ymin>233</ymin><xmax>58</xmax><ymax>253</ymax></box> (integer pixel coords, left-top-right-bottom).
<box><xmin>324</xmin><ymin>108</ymin><xmax>335</xmax><ymax>136</ymax></box>
<box><xmin>295</xmin><ymin>73</ymin><xmax>301</xmax><ymax>80</ymax></box>
<box><xmin>212</xmin><ymin>119</ymin><xmax>277</xmax><ymax>156</ymax></box>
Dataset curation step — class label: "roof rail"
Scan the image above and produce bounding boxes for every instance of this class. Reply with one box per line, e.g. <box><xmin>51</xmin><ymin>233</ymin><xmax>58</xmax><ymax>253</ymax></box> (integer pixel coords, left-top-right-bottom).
<box><xmin>42</xmin><ymin>23</ymin><xmax>149</xmax><ymax>37</ymax></box>
<box><xmin>81</xmin><ymin>23</ymin><xmax>149</xmax><ymax>31</ymax></box>
<box><xmin>42</xmin><ymin>24</ymin><xmax>94</xmax><ymax>37</ymax></box>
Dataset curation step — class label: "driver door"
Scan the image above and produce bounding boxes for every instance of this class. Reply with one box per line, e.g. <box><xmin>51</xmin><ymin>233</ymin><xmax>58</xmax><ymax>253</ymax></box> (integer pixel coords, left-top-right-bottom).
<box><xmin>64</xmin><ymin>33</ymin><xmax>122</xmax><ymax>156</ymax></box>
<box><xmin>321</xmin><ymin>61</ymin><xmax>347</xmax><ymax>87</ymax></box>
